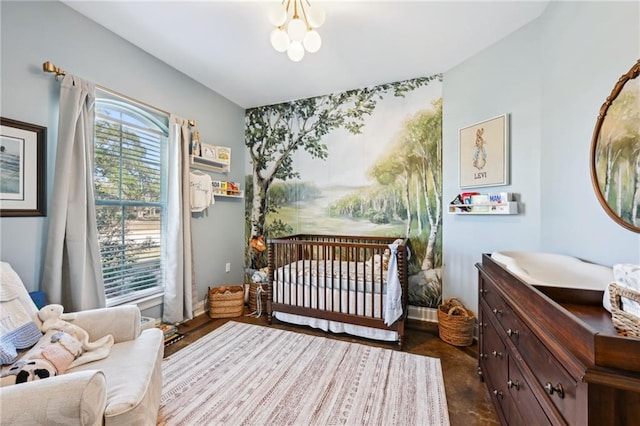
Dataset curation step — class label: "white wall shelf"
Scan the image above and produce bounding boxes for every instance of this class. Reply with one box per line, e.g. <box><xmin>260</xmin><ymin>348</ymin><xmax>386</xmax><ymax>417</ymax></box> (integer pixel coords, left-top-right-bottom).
<box><xmin>212</xmin><ymin>180</ymin><xmax>242</xmax><ymax>199</ymax></box>
<box><xmin>215</xmin><ymin>191</ymin><xmax>244</xmax><ymax>199</ymax></box>
<box><xmin>191</xmin><ymin>155</ymin><xmax>229</xmax><ymax>173</ymax></box>
<box><xmin>448</xmin><ymin>201</ymin><xmax>518</xmax><ymax>215</ymax></box>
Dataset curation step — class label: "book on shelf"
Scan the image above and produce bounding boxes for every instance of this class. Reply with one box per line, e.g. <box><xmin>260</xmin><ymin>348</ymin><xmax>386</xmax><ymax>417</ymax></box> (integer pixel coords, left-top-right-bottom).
<box><xmin>212</xmin><ymin>180</ymin><xmax>241</xmax><ymax>196</ymax></box>
<box><xmin>227</xmin><ymin>181</ymin><xmax>240</xmax><ymax>195</ymax></box>
<box><xmin>215</xmin><ymin>147</ymin><xmax>231</xmax><ymax>164</ymax></box>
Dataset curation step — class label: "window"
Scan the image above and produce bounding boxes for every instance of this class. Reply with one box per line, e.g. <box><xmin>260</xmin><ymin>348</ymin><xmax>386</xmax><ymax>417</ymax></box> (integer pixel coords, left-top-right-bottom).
<box><xmin>94</xmin><ymin>89</ymin><xmax>169</xmax><ymax>306</ymax></box>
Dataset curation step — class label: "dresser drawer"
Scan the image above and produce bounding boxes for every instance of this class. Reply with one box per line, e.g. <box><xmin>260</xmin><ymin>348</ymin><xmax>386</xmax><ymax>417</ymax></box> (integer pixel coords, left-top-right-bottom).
<box><xmin>508</xmin><ymin>356</ymin><xmax>554</xmax><ymax>426</ymax></box>
<box><xmin>481</xmin><ymin>309</ymin><xmax>508</xmax><ymax>394</ymax></box>
<box><xmin>481</xmin><ymin>277</ymin><xmax>514</xmax><ymax>327</ymax></box>
<box><xmin>513</xmin><ymin>324</ymin><xmax>577</xmax><ymax>424</ymax></box>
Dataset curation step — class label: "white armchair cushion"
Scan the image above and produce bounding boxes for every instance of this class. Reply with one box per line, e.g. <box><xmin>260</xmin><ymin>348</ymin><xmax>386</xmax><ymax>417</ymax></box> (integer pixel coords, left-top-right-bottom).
<box><xmin>70</xmin><ymin>305</ymin><xmax>141</xmax><ymax>344</ymax></box>
<box><xmin>0</xmin><ymin>369</ymin><xmax>107</xmax><ymax>425</ymax></box>
<box><xmin>69</xmin><ymin>328</ymin><xmax>164</xmax><ymax>424</ymax></box>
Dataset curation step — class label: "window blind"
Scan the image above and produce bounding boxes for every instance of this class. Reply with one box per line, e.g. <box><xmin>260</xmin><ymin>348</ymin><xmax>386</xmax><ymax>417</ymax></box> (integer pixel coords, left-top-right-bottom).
<box><xmin>94</xmin><ymin>89</ymin><xmax>169</xmax><ymax>306</ymax></box>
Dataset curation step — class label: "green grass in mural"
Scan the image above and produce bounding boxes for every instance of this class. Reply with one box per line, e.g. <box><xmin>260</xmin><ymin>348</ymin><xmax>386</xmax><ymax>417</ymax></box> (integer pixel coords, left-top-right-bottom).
<box><xmin>269</xmin><ymin>204</ymin><xmax>404</xmax><ymax>237</ymax></box>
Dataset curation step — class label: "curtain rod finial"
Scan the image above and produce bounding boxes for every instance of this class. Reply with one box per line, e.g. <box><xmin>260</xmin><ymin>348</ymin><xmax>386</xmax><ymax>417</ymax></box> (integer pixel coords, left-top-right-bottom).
<box><xmin>43</xmin><ymin>61</ymin><xmax>55</xmax><ymax>73</ymax></box>
<box><xmin>42</xmin><ymin>61</ymin><xmax>66</xmax><ymax>80</ymax></box>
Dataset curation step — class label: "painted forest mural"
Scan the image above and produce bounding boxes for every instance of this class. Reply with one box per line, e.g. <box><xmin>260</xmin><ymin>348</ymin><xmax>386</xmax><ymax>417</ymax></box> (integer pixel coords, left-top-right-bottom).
<box><xmin>244</xmin><ymin>75</ymin><xmax>443</xmax><ymax>309</ymax></box>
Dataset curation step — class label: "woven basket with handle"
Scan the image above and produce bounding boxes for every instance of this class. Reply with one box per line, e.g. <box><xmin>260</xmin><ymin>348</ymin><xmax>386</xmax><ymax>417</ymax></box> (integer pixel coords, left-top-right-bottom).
<box><xmin>609</xmin><ymin>283</ymin><xmax>640</xmax><ymax>338</ymax></box>
<box><xmin>248</xmin><ymin>282</ymin><xmax>267</xmax><ymax>314</ymax></box>
<box><xmin>208</xmin><ymin>285</ymin><xmax>245</xmax><ymax>319</ymax></box>
<box><xmin>437</xmin><ymin>297</ymin><xmax>475</xmax><ymax>346</ymax></box>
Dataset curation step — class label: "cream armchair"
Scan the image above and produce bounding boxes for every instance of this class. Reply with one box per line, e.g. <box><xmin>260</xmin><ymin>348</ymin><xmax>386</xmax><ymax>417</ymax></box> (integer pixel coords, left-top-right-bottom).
<box><xmin>0</xmin><ymin>262</ymin><xmax>164</xmax><ymax>425</ymax></box>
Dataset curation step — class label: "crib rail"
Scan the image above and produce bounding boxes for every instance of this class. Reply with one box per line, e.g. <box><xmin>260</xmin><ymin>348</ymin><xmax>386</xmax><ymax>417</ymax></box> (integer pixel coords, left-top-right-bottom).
<box><xmin>267</xmin><ymin>234</ymin><xmax>409</xmax><ymax>348</ymax></box>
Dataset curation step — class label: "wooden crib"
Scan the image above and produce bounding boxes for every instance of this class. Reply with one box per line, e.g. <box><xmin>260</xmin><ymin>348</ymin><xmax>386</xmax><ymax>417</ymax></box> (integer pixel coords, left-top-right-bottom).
<box><xmin>267</xmin><ymin>234</ymin><xmax>410</xmax><ymax>349</ymax></box>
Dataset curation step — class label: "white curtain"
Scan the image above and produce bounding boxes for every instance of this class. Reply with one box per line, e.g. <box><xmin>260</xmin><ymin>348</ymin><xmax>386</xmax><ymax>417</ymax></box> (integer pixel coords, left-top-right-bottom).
<box><xmin>163</xmin><ymin>116</ymin><xmax>194</xmax><ymax>324</ymax></box>
<box><xmin>41</xmin><ymin>75</ymin><xmax>105</xmax><ymax>311</ymax></box>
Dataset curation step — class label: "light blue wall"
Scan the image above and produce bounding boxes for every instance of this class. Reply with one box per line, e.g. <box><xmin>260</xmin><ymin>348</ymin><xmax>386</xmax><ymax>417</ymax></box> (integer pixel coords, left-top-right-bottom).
<box><xmin>0</xmin><ymin>1</ymin><xmax>246</xmax><ymax>313</ymax></box>
<box><xmin>539</xmin><ymin>1</ymin><xmax>639</xmax><ymax>263</ymax></box>
<box><xmin>443</xmin><ymin>1</ymin><xmax>640</xmax><ymax>310</ymax></box>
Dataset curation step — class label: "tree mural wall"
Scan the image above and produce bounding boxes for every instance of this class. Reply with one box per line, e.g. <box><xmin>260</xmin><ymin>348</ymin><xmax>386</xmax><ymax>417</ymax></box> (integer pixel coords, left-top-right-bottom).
<box><xmin>244</xmin><ymin>75</ymin><xmax>444</xmax><ymax>308</ymax></box>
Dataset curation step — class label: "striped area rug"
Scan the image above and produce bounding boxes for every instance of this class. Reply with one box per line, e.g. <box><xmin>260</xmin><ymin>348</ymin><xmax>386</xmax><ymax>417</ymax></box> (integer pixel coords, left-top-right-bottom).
<box><xmin>158</xmin><ymin>321</ymin><xmax>449</xmax><ymax>425</ymax></box>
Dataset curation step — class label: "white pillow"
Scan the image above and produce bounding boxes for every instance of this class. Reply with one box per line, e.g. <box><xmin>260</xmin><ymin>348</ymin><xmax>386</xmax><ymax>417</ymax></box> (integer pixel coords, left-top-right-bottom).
<box><xmin>0</xmin><ymin>263</ymin><xmax>42</xmax><ymax>365</ymax></box>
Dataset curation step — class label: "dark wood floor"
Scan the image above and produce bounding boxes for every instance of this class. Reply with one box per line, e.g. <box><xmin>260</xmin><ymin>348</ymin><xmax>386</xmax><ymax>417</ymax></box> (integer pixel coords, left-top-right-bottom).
<box><xmin>163</xmin><ymin>310</ymin><xmax>499</xmax><ymax>426</ymax></box>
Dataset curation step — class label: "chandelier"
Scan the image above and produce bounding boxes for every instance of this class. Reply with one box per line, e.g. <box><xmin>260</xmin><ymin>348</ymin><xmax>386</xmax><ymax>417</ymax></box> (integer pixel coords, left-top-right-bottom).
<box><xmin>268</xmin><ymin>0</ymin><xmax>326</xmax><ymax>62</ymax></box>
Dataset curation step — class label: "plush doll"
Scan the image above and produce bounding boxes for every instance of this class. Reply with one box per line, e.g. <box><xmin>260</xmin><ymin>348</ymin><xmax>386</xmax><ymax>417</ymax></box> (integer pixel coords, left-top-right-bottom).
<box><xmin>1</xmin><ymin>359</ymin><xmax>57</xmax><ymax>385</ymax></box>
<box><xmin>37</xmin><ymin>304</ymin><xmax>77</xmax><ymax>323</ymax></box>
<box><xmin>1</xmin><ymin>305</ymin><xmax>115</xmax><ymax>387</ymax></box>
<box><xmin>0</xmin><ymin>330</ymin><xmax>83</xmax><ymax>386</ymax></box>
<box><xmin>30</xmin><ymin>330</ymin><xmax>83</xmax><ymax>374</ymax></box>
<box><xmin>37</xmin><ymin>304</ymin><xmax>108</xmax><ymax>351</ymax></box>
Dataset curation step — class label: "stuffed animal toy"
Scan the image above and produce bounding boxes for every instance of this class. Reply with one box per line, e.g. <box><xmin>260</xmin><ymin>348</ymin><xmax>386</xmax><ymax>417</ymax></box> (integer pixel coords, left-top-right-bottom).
<box><xmin>31</xmin><ymin>331</ymin><xmax>83</xmax><ymax>374</ymax></box>
<box><xmin>1</xmin><ymin>359</ymin><xmax>57</xmax><ymax>385</ymax></box>
<box><xmin>37</xmin><ymin>304</ymin><xmax>106</xmax><ymax>351</ymax></box>
<box><xmin>1</xmin><ymin>305</ymin><xmax>115</xmax><ymax>387</ymax></box>
<box><xmin>37</xmin><ymin>304</ymin><xmax>76</xmax><ymax>331</ymax></box>
<box><xmin>0</xmin><ymin>329</ymin><xmax>84</xmax><ymax>386</ymax></box>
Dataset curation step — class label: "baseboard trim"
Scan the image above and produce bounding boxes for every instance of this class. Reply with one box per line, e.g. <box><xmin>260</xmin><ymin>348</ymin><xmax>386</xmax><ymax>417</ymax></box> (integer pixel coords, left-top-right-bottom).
<box><xmin>194</xmin><ymin>299</ymin><xmax>206</xmax><ymax>317</ymax></box>
<box><xmin>407</xmin><ymin>306</ymin><xmax>438</xmax><ymax>323</ymax></box>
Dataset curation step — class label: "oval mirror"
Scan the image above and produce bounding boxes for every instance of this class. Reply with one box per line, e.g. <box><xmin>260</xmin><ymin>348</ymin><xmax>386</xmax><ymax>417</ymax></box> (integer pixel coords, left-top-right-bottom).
<box><xmin>590</xmin><ymin>60</ymin><xmax>640</xmax><ymax>232</ymax></box>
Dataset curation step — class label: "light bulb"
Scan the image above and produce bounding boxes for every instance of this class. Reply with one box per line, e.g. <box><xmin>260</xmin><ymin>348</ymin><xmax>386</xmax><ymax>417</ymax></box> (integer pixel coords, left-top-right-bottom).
<box><xmin>268</xmin><ymin>3</ymin><xmax>287</xmax><ymax>27</ymax></box>
<box><xmin>270</xmin><ymin>28</ymin><xmax>290</xmax><ymax>53</ymax></box>
<box><xmin>306</xmin><ymin>4</ymin><xmax>326</xmax><ymax>28</ymax></box>
<box><xmin>303</xmin><ymin>30</ymin><xmax>321</xmax><ymax>53</ymax></box>
<box><xmin>287</xmin><ymin>18</ymin><xmax>307</xmax><ymax>42</ymax></box>
<box><xmin>287</xmin><ymin>41</ymin><xmax>305</xmax><ymax>62</ymax></box>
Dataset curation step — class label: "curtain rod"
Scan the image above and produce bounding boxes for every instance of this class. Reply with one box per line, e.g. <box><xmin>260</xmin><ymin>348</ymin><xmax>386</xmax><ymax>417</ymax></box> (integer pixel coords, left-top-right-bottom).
<box><xmin>42</xmin><ymin>61</ymin><xmax>196</xmax><ymax>127</ymax></box>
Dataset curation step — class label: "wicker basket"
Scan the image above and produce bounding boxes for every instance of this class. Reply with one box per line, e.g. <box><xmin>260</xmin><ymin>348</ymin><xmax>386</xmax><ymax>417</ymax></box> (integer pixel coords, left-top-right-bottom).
<box><xmin>437</xmin><ymin>297</ymin><xmax>475</xmax><ymax>346</ymax></box>
<box><xmin>248</xmin><ymin>282</ymin><xmax>267</xmax><ymax>314</ymax></box>
<box><xmin>609</xmin><ymin>283</ymin><xmax>640</xmax><ymax>338</ymax></box>
<box><xmin>208</xmin><ymin>285</ymin><xmax>245</xmax><ymax>319</ymax></box>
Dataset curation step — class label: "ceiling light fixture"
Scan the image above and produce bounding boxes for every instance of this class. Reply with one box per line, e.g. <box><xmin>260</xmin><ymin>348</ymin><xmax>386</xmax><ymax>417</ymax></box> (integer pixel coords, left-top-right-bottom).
<box><xmin>268</xmin><ymin>0</ymin><xmax>326</xmax><ymax>62</ymax></box>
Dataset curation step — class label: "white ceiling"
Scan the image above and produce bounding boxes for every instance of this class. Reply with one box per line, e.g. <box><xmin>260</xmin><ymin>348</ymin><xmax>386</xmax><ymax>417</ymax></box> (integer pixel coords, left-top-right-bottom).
<box><xmin>62</xmin><ymin>1</ymin><xmax>549</xmax><ymax>109</ymax></box>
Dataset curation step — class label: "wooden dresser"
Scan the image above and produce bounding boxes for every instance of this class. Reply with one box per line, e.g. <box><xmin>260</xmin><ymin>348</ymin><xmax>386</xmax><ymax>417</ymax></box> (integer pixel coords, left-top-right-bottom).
<box><xmin>476</xmin><ymin>254</ymin><xmax>640</xmax><ymax>425</ymax></box>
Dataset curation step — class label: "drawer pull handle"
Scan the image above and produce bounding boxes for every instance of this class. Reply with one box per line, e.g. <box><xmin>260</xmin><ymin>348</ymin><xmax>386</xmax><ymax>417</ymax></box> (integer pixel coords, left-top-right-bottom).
<box><xmin>544</xmin><ymin>382</ymin><xmax>565</xmax><ymax>399</ymax></box>
<box><xmin>492</xmin><ymin>350</ymin><xmax>503</xmax><ymax>358</ymax></box>
<box><xmin>492</xmin><ymin>308</ymin><xmax>503</xmax><ymax>315</ymax></box>
<box><xmin>506</xmin><ymin>329</ymin><xmax>519</xmax><ymax>337</ymax></box>
<box><xmin>480</xmin><ymin>353</ymin><xmax>487</xmax><ymax>359</ymax></box>
<box><xmin>493</xmin><ymin>389</ymin><xmax>504</xmax><ymax>398</ymax></box>
<box><xmin>507</xmin><ymin>380</ymin><xmax>520</xmax><ymax>390</ymax></box>
<box><xmin>480</xmin><ymin>289</ymin><xmax>487</xmax><ymax>294</ymax></box>
<box><xmin>479</xmin><ymin>322</ymin><xmax>487</xmax><ymax>328</ymax></box>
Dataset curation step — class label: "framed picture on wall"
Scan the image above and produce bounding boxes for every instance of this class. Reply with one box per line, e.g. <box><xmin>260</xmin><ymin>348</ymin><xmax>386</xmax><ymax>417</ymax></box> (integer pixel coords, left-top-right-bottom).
<box><xmin>458</xmin><ymin>114</ymin><xmax>509</xmax><ymax>189</ymax></box>
<box><xmin>0</xmin><ymin>117</ymin><xmax>47</xmax><ymax>216</ymax></box>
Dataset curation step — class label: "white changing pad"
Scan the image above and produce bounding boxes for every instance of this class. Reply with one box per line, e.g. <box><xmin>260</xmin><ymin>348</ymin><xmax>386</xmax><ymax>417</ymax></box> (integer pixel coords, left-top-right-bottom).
<box><xmin>491</xmin><ymin>251</ymin><xmax>613</xmax><ymax>291</ymax></box>
<box><xmin>491</xmin><ymin>251</ymin><xmax>615</xmax><ymax>311</ymax></box>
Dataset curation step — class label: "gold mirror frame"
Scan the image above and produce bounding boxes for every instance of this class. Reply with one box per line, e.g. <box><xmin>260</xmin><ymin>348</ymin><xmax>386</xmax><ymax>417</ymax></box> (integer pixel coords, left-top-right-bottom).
<box><xmin>590</xmin><ymin>59</ymin><xmax>640</xmax><ymax>232</ymax></box>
